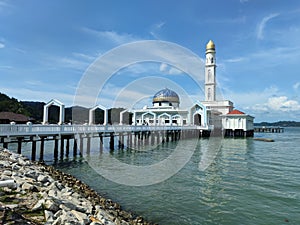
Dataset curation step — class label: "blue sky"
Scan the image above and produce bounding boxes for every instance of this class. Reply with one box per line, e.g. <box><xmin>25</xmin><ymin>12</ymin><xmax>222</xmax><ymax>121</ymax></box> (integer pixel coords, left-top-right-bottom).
<box><xmin>0</xmin><ymin>0</ymin><xmax>300</xmax><ymax>122</ymax></box>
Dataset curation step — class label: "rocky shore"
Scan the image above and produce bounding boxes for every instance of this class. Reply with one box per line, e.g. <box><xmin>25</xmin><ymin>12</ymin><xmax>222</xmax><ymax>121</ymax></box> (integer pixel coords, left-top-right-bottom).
<box><xmin>0</xmin><ymin>147</ymin><xmax>155</xmax><ymax>225</ymax></box>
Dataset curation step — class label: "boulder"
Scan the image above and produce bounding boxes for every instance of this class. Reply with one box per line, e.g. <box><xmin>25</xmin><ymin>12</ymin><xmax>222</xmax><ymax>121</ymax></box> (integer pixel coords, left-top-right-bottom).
<box><xmin>71</xmin><ymin>209</ymin><xmax>89</xmax><ymax>224</ymax></box>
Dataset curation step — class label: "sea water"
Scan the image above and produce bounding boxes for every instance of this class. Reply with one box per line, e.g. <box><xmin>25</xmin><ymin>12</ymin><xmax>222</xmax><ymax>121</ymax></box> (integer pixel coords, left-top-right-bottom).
<box><xmin>8</xmin><ymin>127</ymin><xmax>300</xmax><ymax>224</ymax></box>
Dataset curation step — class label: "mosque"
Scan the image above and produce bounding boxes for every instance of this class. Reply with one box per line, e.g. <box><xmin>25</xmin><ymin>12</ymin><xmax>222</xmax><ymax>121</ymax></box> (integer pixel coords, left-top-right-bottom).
<box><xmin>129</xmin><ymin>40</ymin><xmax>254</xmax><ymax>137</ymax></box>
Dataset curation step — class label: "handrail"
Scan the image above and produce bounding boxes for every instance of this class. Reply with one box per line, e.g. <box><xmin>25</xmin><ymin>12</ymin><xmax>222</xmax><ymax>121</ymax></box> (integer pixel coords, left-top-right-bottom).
<box><xmin>0</xmin><ymin>124</ymin><xmax>210</xmax><ymax>137</ymax></box>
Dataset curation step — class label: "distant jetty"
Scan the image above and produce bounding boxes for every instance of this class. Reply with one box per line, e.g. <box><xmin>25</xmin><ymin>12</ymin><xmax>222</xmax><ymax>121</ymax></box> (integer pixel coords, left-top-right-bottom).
<box><xmin>254</xmin><ymin>127</ymin><xmax>284</xmax><ymax>133</ymax></box>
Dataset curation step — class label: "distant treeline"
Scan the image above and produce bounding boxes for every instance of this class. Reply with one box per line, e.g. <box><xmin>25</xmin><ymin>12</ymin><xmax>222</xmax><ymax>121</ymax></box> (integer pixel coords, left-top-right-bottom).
<box><xmin>0</xmin><ymin>92</ymin><xmax>131</xmax><ymax>124</ymax></box>
<box><xmin>254</xmin><ymin>121</ymin><xmax>300</xmax><ymax>127</ymax></box>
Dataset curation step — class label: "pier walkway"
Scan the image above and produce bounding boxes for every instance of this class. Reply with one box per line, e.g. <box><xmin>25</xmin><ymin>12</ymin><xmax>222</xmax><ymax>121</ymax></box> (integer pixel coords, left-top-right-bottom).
<box><xmin>0</xmin><ymin>124</ymin><xmax>211</xmax><ymax>161</ymax></box>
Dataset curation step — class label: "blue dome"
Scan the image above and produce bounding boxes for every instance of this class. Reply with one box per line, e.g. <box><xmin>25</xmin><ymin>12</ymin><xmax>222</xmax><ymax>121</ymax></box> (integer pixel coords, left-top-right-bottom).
<box><xmin>152</xmin><ymin>88</ymin><xmax>180</xmax><ymax>104</ymax></box>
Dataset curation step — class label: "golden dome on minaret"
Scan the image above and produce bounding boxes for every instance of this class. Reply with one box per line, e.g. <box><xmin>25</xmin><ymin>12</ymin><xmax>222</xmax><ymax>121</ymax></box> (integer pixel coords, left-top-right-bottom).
<box><xmin>206</xmin><ymin>40</ymin><xmax>215</xmax><ymax>50</ymax></box>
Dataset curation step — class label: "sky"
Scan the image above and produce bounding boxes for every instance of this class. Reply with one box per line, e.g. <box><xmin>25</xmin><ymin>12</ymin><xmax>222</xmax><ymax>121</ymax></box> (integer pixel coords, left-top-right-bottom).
<box><xmin>0</xmin><ymin>0</ymin><xmax>300</xmax><ymax>122</ymax></box>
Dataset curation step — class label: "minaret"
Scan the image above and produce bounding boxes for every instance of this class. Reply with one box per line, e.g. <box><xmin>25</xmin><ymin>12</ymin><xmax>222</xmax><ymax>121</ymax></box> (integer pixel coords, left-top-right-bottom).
<box><xmin>205</xmin><ymin>40</ymin><xmax>216</xmax><ymax>102</ymax></box>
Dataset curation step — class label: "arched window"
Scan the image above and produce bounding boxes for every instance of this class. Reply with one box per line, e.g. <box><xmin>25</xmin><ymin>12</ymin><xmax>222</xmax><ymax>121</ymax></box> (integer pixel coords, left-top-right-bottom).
<box><xmin>208</xmin><ymin>69</ymin><xmax>211</xmax><ymax>82</ymax></box>
<box><xmin>207</xmin><ymin>88</ymin><xmax>211</xmax><ymax>100</ymax></box>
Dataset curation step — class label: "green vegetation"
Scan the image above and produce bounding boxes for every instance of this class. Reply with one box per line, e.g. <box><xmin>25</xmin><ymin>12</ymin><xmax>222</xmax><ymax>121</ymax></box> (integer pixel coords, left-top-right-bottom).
<box><xmin>0</xmin><ymin>93</ymin><xmax>30</xmax><ymax>116</ymax></box>
<box><xmin>254</xmin><ymin>121</ymin><xmax>300</xmax><ymax>127</ymax></box>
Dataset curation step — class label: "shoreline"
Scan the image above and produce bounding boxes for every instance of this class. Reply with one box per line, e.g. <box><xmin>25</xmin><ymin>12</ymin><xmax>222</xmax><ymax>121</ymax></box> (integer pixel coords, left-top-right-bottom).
<box><xmin>0</xmin><ymin>147</ymin><xmax>156</xmax><ymax>225</ymax></box>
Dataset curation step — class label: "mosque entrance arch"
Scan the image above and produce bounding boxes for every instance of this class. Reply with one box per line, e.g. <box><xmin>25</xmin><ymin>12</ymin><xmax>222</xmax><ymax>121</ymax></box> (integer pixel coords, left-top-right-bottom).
<box><xmin>89</xmin><ymin>105</ymin><xmax>108</xmax><ymax>125</ymax></box>
<box><xmin>158</xmin><ymin>113</ymin><xmax>172</xmax><ymax>125</ymax></box>
<box><xmin>194</xmin><ymin>114</ymin><xmax>202</xmax><ymax>126</ymax></box>
<box><xmin>43</xmin><ymin>99</ymin><xmax>65</xmax><ymax>125</ymax></box>
<box><xmin>141</xmin><ymin>111</ymin><xmax>156</xmax><ymax>125</ymax></box>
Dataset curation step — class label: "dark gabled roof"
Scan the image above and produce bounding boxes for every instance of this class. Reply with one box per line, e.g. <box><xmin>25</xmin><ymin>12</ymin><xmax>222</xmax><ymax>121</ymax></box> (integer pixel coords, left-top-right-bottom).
<box><xmin>0</xmin><ymin>112</ymin><xmax>29</xmax><ymax>122</ymax></box>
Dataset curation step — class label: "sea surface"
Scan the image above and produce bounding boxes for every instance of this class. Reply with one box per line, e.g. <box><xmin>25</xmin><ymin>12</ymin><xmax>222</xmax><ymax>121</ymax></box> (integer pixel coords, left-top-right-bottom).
<box><xmin>8</xmin><ymin>127</ymin><xmax>300</xmax><ymax>225</ymax></box>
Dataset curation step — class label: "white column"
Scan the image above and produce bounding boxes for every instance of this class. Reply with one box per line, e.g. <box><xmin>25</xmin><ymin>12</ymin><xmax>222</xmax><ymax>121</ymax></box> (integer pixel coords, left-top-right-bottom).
<box><xmin>104</xmin><ymin>109</ymin><xmax>108</xmax><ymax>125</ymax></box>
<box><xmin>59</xmin><ymin>105</ymin><xmax>65</xmax><ymax>125</ymax></box>
<box><xmin>43</xmin><ymin>105</ymin><xmax>48</xmax><ymax>125</ymax></box>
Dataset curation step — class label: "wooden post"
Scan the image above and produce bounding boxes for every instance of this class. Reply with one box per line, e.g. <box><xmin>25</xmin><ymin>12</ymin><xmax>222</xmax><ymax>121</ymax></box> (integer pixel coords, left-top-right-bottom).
<box><xmin>54</xmin><ymin>136</ymin><xmax>59</xmax><ymax>160</ymax></box>
<box><xmin>99</xmin><ymin>134</ymin><xmax>103</xmax><ymax>153</ymax></box>
<box><xmin>17</xmin><ymin>137</ymin><xmax>22</xmax><ymax>154</ymax></box>
<box><xmin>80</xmin><ymin>135</ymin><xmax>84</xmax><ymax>156</ymax></box>
<box><xmin>134</xmin><ymin>132</ymin><xmax>137</xmax><ymax>148</ymax></box>
<box><xmin>87</xmin><ymin>135</ymin><xmax>91</xmax><ymax>155</ymax></box>
<box><xmin>127</xmin><ymin>132</ymin><xmax>131</xmax><ymax>149</ymax></box>
<box><xmin>39</xmin><ymin>137</ymin><xmax>45</xmax><ymax>161</ymax></box>
<box><xmin>60</xmin><ymin>136</ymin><xmax>64</xmax><ymax>160</ymax></box>
<box><xmin>73</xmin><ymin>136</ymin><xmax>77</xmax><ymax>157</ymax></box>
<box><xmin>31</xmin><ymin>137</ymin><xmax>36</xmax><ymax>161</ymax></box>
<box><xmin>66</xmin><ymin>137</ymin><xmax>70</xmax><ymax>157</ymax></box>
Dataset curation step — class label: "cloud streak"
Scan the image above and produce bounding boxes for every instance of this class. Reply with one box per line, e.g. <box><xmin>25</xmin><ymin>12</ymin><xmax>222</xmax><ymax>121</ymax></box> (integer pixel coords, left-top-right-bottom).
<box><xmin>82</xmin><ymin>28</ymin><xmax>139</xmax><ymax>45</ymax></box>
<box><xmin>257</xmin><ymin>13</ymin><xmax>280</xmax><ymax>40</ymax></box>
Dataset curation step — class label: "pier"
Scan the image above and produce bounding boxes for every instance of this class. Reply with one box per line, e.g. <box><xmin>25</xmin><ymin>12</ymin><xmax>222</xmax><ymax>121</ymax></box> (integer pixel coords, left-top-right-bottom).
<box><xmin>254</xmin><ymin>127</ymin><xmax>284</xmax><ymax>133</ymax></box>
<box><xmin>0</xmin><ymin>124</ymin><xmax>211</xmax><ymax>161</ymax></box>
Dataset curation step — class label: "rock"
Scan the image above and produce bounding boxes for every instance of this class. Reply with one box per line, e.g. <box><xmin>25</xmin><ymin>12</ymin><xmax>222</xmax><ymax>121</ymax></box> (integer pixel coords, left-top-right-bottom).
<box><xmin>2</xmin><ymin>170</ymin><xmax>12</xmax><ymax>176</ymax></box>
<box><xmin>71</xmin><ymin>209</ymin><xmax>89</xmax><ymax>224</ymax></box>
<box><xmin>90</xmin><ymin>222</ymin><xmax>104</xmax><ymax>225</ymax></box>
<box><xmin>22</xmin><ymin>182</ymin><xmax>34</xmax><ymax>191</ymax></box>
<box><xmin>0</xmin><ymin>149</ymin><xmax>153</xmax><ymax>225</ymax></box>
<box><xmin>54</xmin><ymin>209</ymin><xmax>64</xmax><ymax>218</ymax></box>
<box><xmin>37</xmin><ymin>174</ymin><xmax>49</xmax><ymax>183</ymax></box>
<box><xmin>44</xmin><ymin>210</ymin><xmax>54</xmax><ymax>221</ymax></box>
<box><xmin>96</xmin><ymin>208</ymin><xmax>115</xmax><ymax>223</ymax></box>
<box><xmin>17</xmin><ymin>157</ymin><xmax>27</xmax><ymax>166</ymax></box>
<box><xmin>45</xmin><ymin>199</ymin><xmax>59</xmax><ymax>212</ymax></box>
<box><xmin>59</xmin><ymin>201</ymin><xmax>76</xmax><ymax>211</ymax></box>
<box><xmin>48</xmin><ymin>189</ymin><xmax>58</xmax><ymax>198</ymax></box>
<box><xmin>11</xmin><ymin>163</ymin><xmax>21</xmax><ymax>170</ymax></box>
<box><xmin>52</xmin><ymin>216</ymin><xmax>62</xmax><ymax>225</ymax></box>
<box><xmin>31</xmin><ymin>199</ymin><xmax>45</xmax><ymax>211</ymax></box>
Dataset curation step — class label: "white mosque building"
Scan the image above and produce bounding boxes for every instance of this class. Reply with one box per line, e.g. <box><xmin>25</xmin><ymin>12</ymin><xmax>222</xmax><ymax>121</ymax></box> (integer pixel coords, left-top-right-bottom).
<box><xmin>129</xmin><ymin>40</ymin><xmax>254</xmax><ymax>137</ymax></box>
<box><xmin>131</xmin><ymin>88</ymin><xmax>208</xmax><ymax>127</ymax></box>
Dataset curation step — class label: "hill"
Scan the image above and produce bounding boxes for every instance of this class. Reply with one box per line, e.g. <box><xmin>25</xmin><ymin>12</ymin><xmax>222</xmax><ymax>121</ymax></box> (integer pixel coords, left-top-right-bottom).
<box><xmin>0</xmin><ymin>92</ymin><xmax>131</xmax><ymax>124</ymax></box>
<box><xmin>254</xmin><ymin>121</ymin><xmax>300</xmax><ymax>127</ymax></box>
<box><xmin>0</xmin><ymin>92</ymin><xmax>30</xmax><ymax>116</ymax></box>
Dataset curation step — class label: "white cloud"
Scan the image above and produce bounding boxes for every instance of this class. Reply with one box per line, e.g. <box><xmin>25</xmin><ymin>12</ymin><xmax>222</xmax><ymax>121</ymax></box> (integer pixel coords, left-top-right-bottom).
<box><xmin>0</xmin><ymin>42</ymin><xmax>5</xmax><ymax>48</ymax></box>
<box><xmin>159</xmin><ymin>63</ymin><xmax>168</xmax><ymax>72</ymax></box>
<box><xmin>0</xmin><ymin>0</ymin><xmax>12</xmax><ymax>12</ymax></box>
<box><xmin>293</xmin><ymin>82</ymin><xmax>300</xmax><ymax>91</ymax></box>
<box><xmin>252</xmin><ymin>96</ymin><xmax>300</xmax><ymax>113</ymax></box>
<box><xmin>224</xmin><ymin>57</ymin><xmax>246</xmax><ymax>63</ymax></box>
<box><xmin>82</xmin><ymin>28</ymin><xmax>139</xmax><ymax>45</ymax></box>
<box><xmin>159</xmin><ymin>63</ymin><xmax>183</xmax><ymax>75</ymax></box>
<box><xmin>150</xmin><ymin>21</ymin><xmax>165</xmax><ymax>39</ymax></box>
<box><xmin>257</xmin><ymin>13</ymin><xmax>280</xmax><ymax>40</ymax></box>
<box><xmin>0</xmin><ymin>65</ymin><xmax>12</xmax><ymax>69</ymax></box>
<box><xmin>72</xmin><ymin>52</ymin><xmax>98</xmax><ymax>61</ymax></box>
